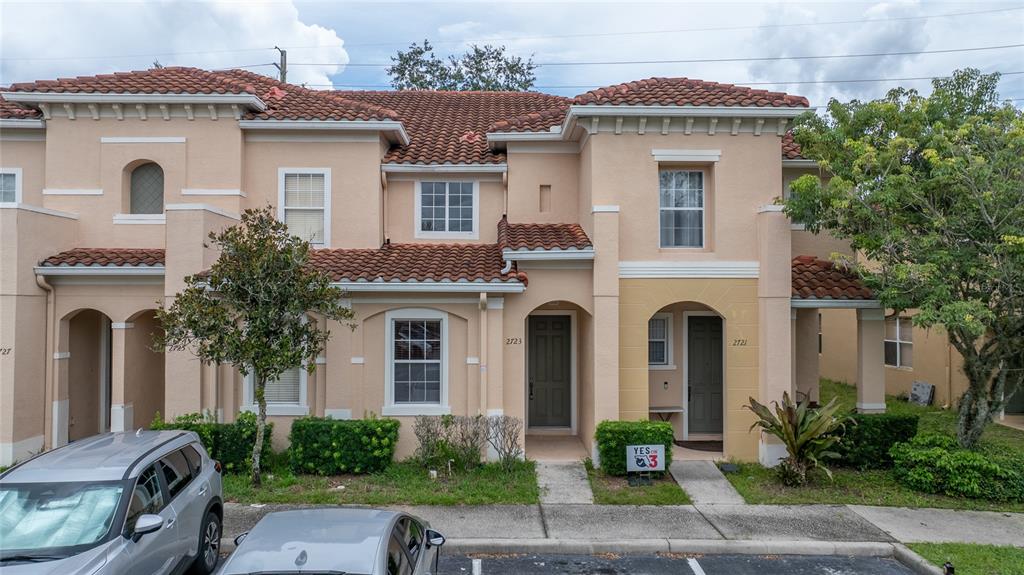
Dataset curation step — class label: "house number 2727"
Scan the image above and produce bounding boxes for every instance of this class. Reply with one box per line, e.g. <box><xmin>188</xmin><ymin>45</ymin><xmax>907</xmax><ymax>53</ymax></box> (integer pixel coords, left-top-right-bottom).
<box><xmin>505</xmin><ymin>337</ymin><xmax>522</xmax><ymax>345</ymax></box>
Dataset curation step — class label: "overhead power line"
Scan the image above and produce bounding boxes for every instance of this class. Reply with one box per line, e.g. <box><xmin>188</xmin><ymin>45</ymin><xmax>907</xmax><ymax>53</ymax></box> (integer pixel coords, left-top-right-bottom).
<box><xmin>285</xmin><ymin>42</ymin><xmax>1024</xmax><ymax>68</ymax></box>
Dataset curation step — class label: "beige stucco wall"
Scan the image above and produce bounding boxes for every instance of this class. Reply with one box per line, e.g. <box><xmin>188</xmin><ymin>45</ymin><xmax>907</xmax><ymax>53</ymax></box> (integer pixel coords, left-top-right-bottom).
<box><xmin>124</xmin><ymin>310</ymin><xmax>165</xmax><ymax>429</ymax></box>
<box><xmin>384</xmin><ymin>178</ymin><xmax>504</xmax><ymax>244</ymax></box>
<box><xmin>506</xmin><ymin>151</ymin><xmax>580</xmax><ymax>224</ymax></box>
<box><xmin>0</xmin><ymin>136</ymin><xmax>46</xmax><ymax>205</ymax></box>
<box><xmin>620</xmin><ymin>278</ymin><xmax>761</xmax><ymax>461</ymax></box>
<box><xmin>67</xmin><ymin>309</ymin><xmax>104</xmax><ymax>441</ymax></box>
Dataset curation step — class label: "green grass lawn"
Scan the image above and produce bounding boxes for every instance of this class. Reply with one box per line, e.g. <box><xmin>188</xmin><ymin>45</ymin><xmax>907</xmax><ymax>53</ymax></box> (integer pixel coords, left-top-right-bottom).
<box><xmin>724</xmin><ymin>379</ymin><xmax>1024</xmax><ymax>512</ymax></box>
<box><xmin>584</xmin><ymin>459</ymin><xmax>691</xmax><ymax>505</ymax></box>
<box><xmin>224</xmin><ymin>460</ymin><xmax>540</xmax><ymax>505</ymax></box>
<box><xmin>908</xmin><ymin>543</ymin><xmax>1024</xmax><ymax>575</ymax></box>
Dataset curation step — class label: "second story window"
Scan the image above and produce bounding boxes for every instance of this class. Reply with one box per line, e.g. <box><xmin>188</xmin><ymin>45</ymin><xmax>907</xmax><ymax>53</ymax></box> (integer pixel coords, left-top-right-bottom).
<box><xmin>416</xmin><ymin>181</ymin><xmax>478</xmax><ymax>239</ymax></box>
<box><xmin>0</xmin><ymin>169</ymin><xmax>21</xmax><ymax>203</ymax></box>
<box><xmin>279</xmin><ymin>168</ymin><xmax>330</xmax><ymax>247</ymax></box>
<box><xmin>130</xmin><ymin>162</ymin><xmax>164</xmax><ymax>214</ymax></box>
<box><xmin>659</xmin><ymin>170</ymin><xmax>704</xmax><ymax>248</ymax></box>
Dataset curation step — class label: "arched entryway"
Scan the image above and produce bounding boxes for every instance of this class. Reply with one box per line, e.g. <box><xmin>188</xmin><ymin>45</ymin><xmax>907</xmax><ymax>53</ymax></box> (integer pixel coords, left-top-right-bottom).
<box><xmin>646</xmin><ymin>302</ymin><xmax>725</xmax><ymax>454</ymax></box>
<box><xmin>64</xmin><ymin>309</ymin><xmax>113</xmax><ymax>441</ymax></box>
<box><xmin>121</xmin><ymin>309</ymin><xmax>166</xmax><ymax>431</ymax></box>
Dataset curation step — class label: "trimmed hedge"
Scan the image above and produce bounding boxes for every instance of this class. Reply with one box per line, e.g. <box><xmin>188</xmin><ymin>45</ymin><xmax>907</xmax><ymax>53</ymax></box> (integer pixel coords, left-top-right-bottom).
<box><xmin>151</xmin><ymin>411</ymin><xmax>272</xmax><ymax>474</ymax></box>
<box><xmin>595</xmin><ymin>420</ymin><xmax>674</xmax><ymax>476</ymax></box>
<box><xmin>290</xmin><ymin>416</ymin><xmax>400</xmax><ymax>475</ymax></box>
<box><xmin>835</xmin><ymin>413</ymin><xmax>919</xmax><ymax>469</ymax></box>
<box><xmin>890</xmin><ymin>435</ymin><xmax>1024</xmax><ymax>502</ymax></box>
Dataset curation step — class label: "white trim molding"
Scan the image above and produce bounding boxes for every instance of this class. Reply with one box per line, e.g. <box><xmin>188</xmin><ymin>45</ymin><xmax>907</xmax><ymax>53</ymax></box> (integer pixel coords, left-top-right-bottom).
<box><xmin>1</xmin><ymin>91</ymin><xmax>267</xmax><ymax>110</ymax></box>
<box><xmin>113</xmin><ymin>213</ymin><xmax>166</xmax><ymax>225</ymax></box>
<box><xmin>110</xmin><ymin>322</ymin><xmax>135</xmax><ymax>329</ymax></box>
<box><xmin>0</xmin><ymin>118</ymin><xmax>45</xmax><ymax>129</ymax></box>
<box><xmin>0</xmin><ymin>203</ymin><xmax>79</xmax><ymax>219</ymax></box>
<box><xmin>333</xmin><ymin>280</ymin><xmax>525</xmax><ymax>293</ymax></box>
<box><xmin>165</xmin><ymin>203</ymin><xmax>241</xmax><ymax>220</ymax></box>
<box><xmin>110</xmin><ymin>403</ymin><xmax>134</xmax><ymax>433</ymax></box>
<box><xmin>592</xmin><ymin>204</ymin><xmax>620</xmax><ymax>213</ymax></box>
<box><xmin>501</xmin><ymin>248</ymin><xmax>595</xmax><ymax>261</ymax></box>
<box><xmin>782</xmin><ymin>159</ymin><xmax>819</xmax><ymax>168</ymax></box>
<box><xmin>42</xmin><ymin>188</ymin><xmax>103</xmax><ymax>196</ymax></box>
<box><xmin>325</xmin><ymin>409</ymin><xmax>352</xmax><ymax>420</ymax></box>
<box><xmin>238</xmin><ymin>119</ymin><xmax>410</xmax><ymax>145</ymax></box>
<box><xmin>383</xmin><ymin>308</ymin><xmax>451</xmax><ymax>417</ymax></box>
<box><xmin>570</xmin><ymin>104</ymin><xmax>809</xmax><ymax>119</ymax></box>
<box><xmin>466</xmin><ymin>357</ymin><xmax>481</xmax><ymax>365</ymax></box>
<box><xmin>414</xmin><ymin>179</ymin><xmax>480</xmax><ymax>240</ymax></box>
<box><xmin>857</xmin><ymin>402</ymin><xmax>888</xmax><ymax>412</ymax></box>
<box><xmin>100</xmin><ymin>136</ymin><xmax>185</xmax><ymax>144</ymax></box>
<box><xmin>383</xmin><ymin>163</ymin><xmax>506</xmax><ymax>174</ymax></box>
<box><xmin>791</xmin><ymin>298</ymin><xmax>881</xmax><ymax>309</ymax></box>
<box><xmin>35</xmin><ymin>265</ymin><xmax>164</xmax><ymax>277</ymax></box>
<box><xmin>0</xmin><ymin>435</ymin><xmax>44</xmax><ymax>467</ymax></box>
<box><xmin>53</xmin><ymin>351</ymin><xmax>71</xmax><ymax>360</ymax></box>
<box><xmin>351</xmin><ymin>357</ymin><xmax>365</xmax><ymax>364</ymax></box>
<box><xmin>182</xmin><ymin>188</ymin><xmax>246</xmax><ymax>197</ymax></box>
<box><xmin>651</xmin><ymin>149</ymin><xmax>721</xmax><ymax>163</ymax></box>
<box><xmin>0</xmin><ymin>167</ymin><xmax>23</xmax><ymax>203</ymax></box>
<box><xmin>757</xmin><ymin>204</ymin><xmax>786</xmax><ymax>213</ymax></box>
<box><xmin>619</xmin><ymin>260</ymin><xmax>759</xmax><ymax>279</ymax></box>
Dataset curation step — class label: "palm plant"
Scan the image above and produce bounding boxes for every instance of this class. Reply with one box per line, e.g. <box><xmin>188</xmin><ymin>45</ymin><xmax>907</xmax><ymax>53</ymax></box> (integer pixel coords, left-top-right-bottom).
<box><xmin>745</xmin><ymin>392</ymin><xmax>853</xmax><ymax>486</ymax></box>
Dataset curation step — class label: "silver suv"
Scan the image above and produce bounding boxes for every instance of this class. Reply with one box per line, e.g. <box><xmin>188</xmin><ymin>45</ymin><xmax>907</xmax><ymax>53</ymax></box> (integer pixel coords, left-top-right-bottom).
<box><xmin>0</xmin><ymin>430</ymin><xmax>223</xmax><ymax>575</ymax></box>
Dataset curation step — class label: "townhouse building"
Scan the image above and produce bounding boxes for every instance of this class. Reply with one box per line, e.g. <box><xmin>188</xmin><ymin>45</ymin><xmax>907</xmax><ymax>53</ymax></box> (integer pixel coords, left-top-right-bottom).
<box><xmin>2</xmin><ymin>67</ymin><xmax>923</xmax><ymax>467</ymax></box>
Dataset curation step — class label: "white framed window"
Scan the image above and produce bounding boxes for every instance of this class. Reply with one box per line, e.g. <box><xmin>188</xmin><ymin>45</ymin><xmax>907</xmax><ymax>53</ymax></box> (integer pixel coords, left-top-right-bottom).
<box><xmin>278</xmin><ymin>168</ymin><xmax>331</xmax><ymax>247</ymax></box>
<box><xmin>648</xmin><ymin>312</ymin><xmax>675</xmax><ymax>369</ymax></box>
<box><xmin>884</xmin><ymin>316</ymin><xmax>913</xmax><ymax>368</ymax></box>
<box><xmin>659</xmin><ymin>169</ymin><xmax>704</xmax><ymax>248</ymax></box>
<box><xmin>415</xmin><ymin>181</ymin><xmax>479</xmax><ymax>239</ymax></box>
<box><xmin>0</xmin><ymin>168</ymin><xmax>23</xmax><ymax>204</ymax></box>
<box><xmin>383</xmin><ymin>308</ymin><xmax>451</xmax><ymax>416</ymax></box>
<box><xmin>243</xmin><ymin>366</ymin><xmax>309</xmax><ymax>416</ymax></box>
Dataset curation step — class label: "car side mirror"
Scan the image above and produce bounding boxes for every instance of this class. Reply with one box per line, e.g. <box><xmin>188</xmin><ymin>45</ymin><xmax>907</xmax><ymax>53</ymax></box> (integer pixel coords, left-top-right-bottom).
<box><xmin>234</xmin><ymin>532</ymin><xmax>248</xmax><ymax>546</ymax></box>
<box><xmin>133</xmin><ymin>514</ymin><xmax>163</xmax><ymax>539</ymax></box>
<box><xmin>425</xmin><ymin>529</ymin><xmax>445</xmax><ymax>548</ymax></box>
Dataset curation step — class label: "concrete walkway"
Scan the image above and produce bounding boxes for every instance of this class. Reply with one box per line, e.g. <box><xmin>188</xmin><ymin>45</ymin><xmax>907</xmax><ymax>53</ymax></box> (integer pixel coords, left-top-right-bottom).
<box><xmin>850</xmin><ymin>505</ymin><xmax>1024</xmax><ymax>547</ymax></box>
<box><xmin>670</xmin><ymin>460</ymin><xmax>745</xmax><ymax>505</ymax></box>
<box><xmin>536</xmin><ymin>461</ymin><xmax>594</xmax><ymax>504</ymax></box>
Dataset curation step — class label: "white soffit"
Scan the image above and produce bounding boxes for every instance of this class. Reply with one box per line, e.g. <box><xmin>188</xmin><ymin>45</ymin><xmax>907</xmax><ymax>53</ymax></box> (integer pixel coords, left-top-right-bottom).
<box><xmin>0</xmin><ymin>91</ymin><xmax>267</xmax><ymax>111</ymax></box>
<box><xmin>651</xmin><ymin>149</ymin><xmax>721</xmax><ymax>162</ymax></box>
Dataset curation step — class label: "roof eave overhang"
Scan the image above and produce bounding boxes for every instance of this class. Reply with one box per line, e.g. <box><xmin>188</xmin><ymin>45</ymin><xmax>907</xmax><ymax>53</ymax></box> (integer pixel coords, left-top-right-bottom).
<box><xmin>501</xmin><ymin>248</ymin><xmax>595</xmax><ymax>261</ymax></box>
<box><xmin>1</xmin><ymin>91</ymin><xmax>268</xmax><ymax>111</ymax></box>
<box><xmin>332</xmin><ymin>281</ymin><xmax>525</xmax><ymax>293</ymax></box>
<box><xmin>782</xmin><ymin>159</ymin><xmax>819</xmax><ymax>168</ymax></box>
<box><xmin>381</xmin><ymin>163</ymin><xmax>507</xmax><ymax>174</ymax></box>
<box><xmin>34</xmin><ymin>266</ymin><xmax>166</xmax><ymax>277</ymax></box>
<box><xmin>790</xmin><ymin>298</ymin><xmax>880</xmax><ymax>309</ymax></box>
<box><xmin>238</xmin><ymin>119</ymin><xmax>410</xmax><ymax>145</ymax></box>
<box><xmin>0</xmin><ymin>118</ymin><xmax>44</xmax><ymax>129</ymax></box>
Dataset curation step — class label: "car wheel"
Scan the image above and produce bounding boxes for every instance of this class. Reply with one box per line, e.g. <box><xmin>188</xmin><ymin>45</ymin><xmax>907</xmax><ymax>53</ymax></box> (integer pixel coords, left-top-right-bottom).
<box><xmin>188</xmin><ymin>511</ymin><xmax>221</xmax><ymax>575</ymax></box>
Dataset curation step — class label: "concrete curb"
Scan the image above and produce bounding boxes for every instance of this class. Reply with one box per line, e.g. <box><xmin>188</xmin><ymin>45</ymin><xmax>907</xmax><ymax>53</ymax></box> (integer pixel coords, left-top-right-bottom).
<box><xmin>440</xmin><ymin>538</ymin><xmax>896</xmax><ymax>557</ymax></box>
<box><xmin>892</xmin><ymin>543</ymin><xmax>944</xmax><ymax>575</ymax></box>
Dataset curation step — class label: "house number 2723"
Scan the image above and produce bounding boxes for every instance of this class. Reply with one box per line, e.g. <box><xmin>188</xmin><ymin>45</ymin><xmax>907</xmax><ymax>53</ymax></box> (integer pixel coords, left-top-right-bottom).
<box><xmin>505</xmin><ymin>337</ymin><xmax>522</xmax><ymax>345</ymax></box>
<box><xmin>732</xmin><ymin>339</ymin><xmax>748</xmax><ymax>346</ymax></box>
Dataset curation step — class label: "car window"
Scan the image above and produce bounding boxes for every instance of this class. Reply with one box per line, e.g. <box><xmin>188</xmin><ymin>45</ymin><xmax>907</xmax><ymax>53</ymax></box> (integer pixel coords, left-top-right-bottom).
<box><xmin>404</xmin><ymin>518</ymin><xmax>424</xmax><ymax>560</ymax></box>
<box><xmin>182</xmin><ymin>444</ymin><xmax>202</xmax><ymax>475</ymax></box>
<box><xmin>386</xmin><ymin>531</ymin><xmax>413</xmax><ymax>575</ymax></box>
<box><xmin>159</xmin><ymin>450</ymin><xmax>194</xmax><ymax>500</ymax></box>
<box><xmin>125</xmin><ymin>466</ymin><xmax>164</xmax><ymax>534</ymax></box>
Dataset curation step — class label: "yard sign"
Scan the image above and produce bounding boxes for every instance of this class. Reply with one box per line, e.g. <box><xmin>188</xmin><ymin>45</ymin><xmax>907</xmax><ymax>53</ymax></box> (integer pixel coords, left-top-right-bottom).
<box><xmin>626</xmin><ymin>444</ymin><xmax>665</xmax><ymax>472</ymax></box>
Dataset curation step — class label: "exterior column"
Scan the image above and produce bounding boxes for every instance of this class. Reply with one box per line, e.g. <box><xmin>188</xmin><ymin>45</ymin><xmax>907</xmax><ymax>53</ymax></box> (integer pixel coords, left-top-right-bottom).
<box><xmin>51</xmin><ymin>319</ymin><xmax>72</xmax><ymax>448</ymax></box>
<box><xmin>592</xmin><ymin>205</ymin><xmax>620</xmax><ymax>463</ymax></box>
<box><xmin>486</xmin><ymin>297</ymin><xmax>504</xmax><ymax>414</ymax></box>
<box><xmin>794</xmin><ymin>308</ymin><xmax>820</xmax><ymax>405</ymax></box>
<box><xmin>857</xmin><ymin>308</ymin><xmax>886</xmax><ymax>413</ymax></box>
<box><xmin>109</xmin><ymin>321</ymin><xmax>134</xmax><ymax>432</ymax></box>
<box><xmin>757</xmin><ymin>205</ymin><xmax>793</xmax><ymax>466</ymax></box>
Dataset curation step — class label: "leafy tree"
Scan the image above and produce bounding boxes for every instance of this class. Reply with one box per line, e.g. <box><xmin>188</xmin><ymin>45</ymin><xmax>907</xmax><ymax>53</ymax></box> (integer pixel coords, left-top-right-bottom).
<box><xmin>156</xmin><ymin>206</ymin><xmax>352</xmax><ymax>485</ymax></box>
<box><xmin>785</xmin><ymin>69</ymin><xmax>1024</xmax><ymax>448</ymax></box>
<box><xmin>387</xmin><ymin>40</ymin><xmax>537</xmax><ymax>91</ymax></box>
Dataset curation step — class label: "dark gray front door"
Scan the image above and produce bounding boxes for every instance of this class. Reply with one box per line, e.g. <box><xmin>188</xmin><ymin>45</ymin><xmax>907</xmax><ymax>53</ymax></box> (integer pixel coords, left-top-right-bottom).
<box><xmin>688</xmin><ymin>315</ymin><xmax>723</xmax><ymax>434</ymax></box>
<box><xmin>528</xmin><ymin>315</ymin><xmax>572</xmax><ymax>427</ymax></box>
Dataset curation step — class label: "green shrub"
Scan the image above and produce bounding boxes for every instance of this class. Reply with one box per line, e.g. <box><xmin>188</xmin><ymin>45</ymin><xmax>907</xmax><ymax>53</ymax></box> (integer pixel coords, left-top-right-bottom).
<box><xmin>835</xmin><ymin>413</ymin><xmax>919</xmax><ymax>469</ymax></box>
<box><xmin>413</xmin><ymin>415</ymin><xmax>487</xmax><ymax>471</ymax></box>
<box><xmin>890</xmin><ymin>434</ymin><xmax>1024</xmax><ymax>502</ymax></box>
<box><xmin>594</xmin><ymin>420</ymin><xmax>674</xmax><ymax>477</ymax></box>
<box><xmin>151</xmin><ymin>411</ymin><xmax>272</xmax><ymax>474</ymax></box>
<box><xmin>290</xmin><ymin>416</ymin><xmax>400</xmax><ymax>475</ymax></box>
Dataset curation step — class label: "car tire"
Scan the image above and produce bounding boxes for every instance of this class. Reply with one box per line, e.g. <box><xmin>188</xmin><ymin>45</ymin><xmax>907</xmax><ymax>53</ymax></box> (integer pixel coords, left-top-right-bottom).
<box><xmin>188</xmin><ymin>510</ymin><xmax>221</xmax><ymax>575</ymax></box>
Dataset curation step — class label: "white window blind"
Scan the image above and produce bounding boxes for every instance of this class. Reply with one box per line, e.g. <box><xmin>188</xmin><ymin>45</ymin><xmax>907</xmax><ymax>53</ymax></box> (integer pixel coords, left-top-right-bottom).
<box><xmin>659</xmin><ymin>170</ymin><xmax>704</xmax><ymax>248</ymax></box>
<box><xmin>649</xmin><ymin>316</ymin><xmax>669</xmax><ymax>365</ymax></box>
<box><xmin>264</xmin><ymin>367</ymin><xmax>302</xmax><ymax>404</ymax></box>
<box><xmin>283</xmin><ymin>172</ymin><xmax>326</xmax><ymax>245</ymax></box>
<box><xmin>392</xmin><ymin>319</ymin><xmax>443</xmax><ymax>404</ymax></box>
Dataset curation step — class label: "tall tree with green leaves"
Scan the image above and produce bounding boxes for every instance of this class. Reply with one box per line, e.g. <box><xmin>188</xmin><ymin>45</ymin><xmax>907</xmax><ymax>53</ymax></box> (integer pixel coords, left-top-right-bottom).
<box><xmin>157</xmin><ymin>206</ymin><xmax>352</xmax><ymax>485</ymax></box>
<box><xmin>785</xmin><ymin>69</ymin><xmax>1024</xmax><ymax>448</ymax></box>
<box><xmin>387</xmin><ymin>40</ymin><xmax>537</xmax><ymax>91</ymax></box>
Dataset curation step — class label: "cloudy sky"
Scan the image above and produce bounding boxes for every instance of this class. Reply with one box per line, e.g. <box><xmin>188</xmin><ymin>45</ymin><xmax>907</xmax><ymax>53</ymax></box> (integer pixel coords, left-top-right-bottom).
<box><xmin>1</xmin><ymin>0</ymin><xmax>1021</xmax><ymax>107</ymax></box>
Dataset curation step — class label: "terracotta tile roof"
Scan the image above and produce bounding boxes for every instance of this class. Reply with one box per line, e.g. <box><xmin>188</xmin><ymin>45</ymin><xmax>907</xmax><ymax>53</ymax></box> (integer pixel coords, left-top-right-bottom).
<box><xmin>40</xmin><ymin>248</ymin><xmax>165</xmax><ymax>267</ymax></box>
<box><xmin>574</xmin><ymin>77</ymin><xmax>809</xmax><ymax>108</ymax></box>
<box><xmin>309</xmin><ymin>243</ymin><xmax>527</xmax><ymax>285</ymax></box>
<box><xmin>0</xmin><ymin>94</ymin><xmax>41</xmax><ymax>119</ymax></box>
<box><xmin>792</xmin><ymin>255</ymin><xmax>872</xmax><ymax>300</ymax></box>
<box><xmin>488</xmin><ymin>104</ymin><xmax>569</xmax><ymax>133</ymax></box>
<box><xmin>497</xmin><ymin>217</ymin><xmax>592</xmax><ymax>251</ymax></box>
<box><xmin>335</xmin><ymin>91</ymin><xmax>569</xmax><ymax>165</ymax></box>
<box><xmin>782</xmin><ymin>131</ymin><xmax>805</xmax><ymax>160</ymax></box>
<box><xmin>7</xmin><ymin>67</ymin><xmax>398</xmax><ymax>122</ymax></box>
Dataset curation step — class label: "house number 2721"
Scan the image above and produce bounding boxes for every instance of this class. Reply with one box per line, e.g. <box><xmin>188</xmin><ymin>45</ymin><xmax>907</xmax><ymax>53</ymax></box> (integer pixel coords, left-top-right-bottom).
<box><xmin>505</xmin><ymin>337</ymin><xmax>522</xmax><ymax>345</ymax></box>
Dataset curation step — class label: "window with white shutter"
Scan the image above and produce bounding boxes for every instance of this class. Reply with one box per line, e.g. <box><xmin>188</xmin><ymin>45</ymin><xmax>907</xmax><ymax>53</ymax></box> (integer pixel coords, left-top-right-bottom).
<box><xmin>279</xmin><ymin>168</ymin><xmax>330</xmax><ymax>246</ymax></box>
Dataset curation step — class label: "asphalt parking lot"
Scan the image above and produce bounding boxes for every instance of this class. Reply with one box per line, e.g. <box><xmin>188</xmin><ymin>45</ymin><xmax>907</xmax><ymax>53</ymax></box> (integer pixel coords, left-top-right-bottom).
<box><xmin>438</xmin><ymin>553</ymin><xmax>918</xmax><ymax>574</ymax></box>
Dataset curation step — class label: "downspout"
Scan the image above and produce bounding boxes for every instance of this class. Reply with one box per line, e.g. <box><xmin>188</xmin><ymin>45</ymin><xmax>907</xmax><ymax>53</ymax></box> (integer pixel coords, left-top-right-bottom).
<box><xmin>479</xmin><ymin>293</ymin><xmax>488</xmax><ymax>416</ymax></box>
<box><xmin>502</xmin><ymin>172</ymin><xmax>508</xmax><ymax>216</ymax></box>
<box><xmin>35</xmin><ymin>274</ymin><xmax>54</xmax><ymax>448</ymax></box>
<box><xmin>380</xmin><ymin>171</ymin><xmax>389</xmax><ymax>245</ymax></box>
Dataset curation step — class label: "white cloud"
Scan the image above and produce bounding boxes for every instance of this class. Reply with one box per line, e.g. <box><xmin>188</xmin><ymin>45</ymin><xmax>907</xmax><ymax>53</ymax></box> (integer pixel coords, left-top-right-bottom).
<box><xmin>0</xmin><ymin>0</ymin><xmax>348</xmax><ymax>88</ymax></box>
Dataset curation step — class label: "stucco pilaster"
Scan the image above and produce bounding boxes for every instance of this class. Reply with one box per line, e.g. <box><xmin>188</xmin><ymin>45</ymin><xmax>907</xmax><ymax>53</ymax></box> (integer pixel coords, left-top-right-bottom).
<box><xmin>592</xmin><ymin>207</ymin><xmax>620</xmax><ymax>455</ymax></box>
<box><xmin>857</xmin><ymin>308</ymin><xmax>886</xmax><ymax>413</ymax></box>
<box><xmin>757</xmin><ymin>206</ymin><xmax>793</xmax><ymax>466</ymax></box>
<box><xmin>794</xmin><ymin>308</ymin><xmax>820</xmax><ymax>404</ymax></box>
<box><xmin>109</xmin><ymin>322</ymin><xmax>133</xmax><ymax>432</ymax></box>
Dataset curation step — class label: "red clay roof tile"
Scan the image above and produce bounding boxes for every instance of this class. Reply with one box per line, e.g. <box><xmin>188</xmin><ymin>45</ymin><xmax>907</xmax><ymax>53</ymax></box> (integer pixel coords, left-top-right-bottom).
<box><xmin>0</xmin><ymin>94</ymin><xmax>41</xmax><ymax>119</ymax></box>
<box><xmin>574</xmin><ymin>77</ymin><xmax>809</xmax><ymax>108</ymax></box>
<box><xmin>41</xmin><ymin>248</ymin><xmax>165</xmax><ymax>267</ymax></box>
<box><xmin>782</xmin><ymin>131</ymin><xmax>805</xmax><ymax>160</ymax></box>
<box><xmin>791</xmin><ymin>255</ymin><xmax>872</xmax><ymax>300</ymax></box>
<box><xmin>309</xmin><ymin>243</ymin><xmax>526</xmax><ymax>285</ymax></box>
<box><xmin>498</xmin><ymin>217</ymin><xmax>592</xmax><ymax>251</ymax></box>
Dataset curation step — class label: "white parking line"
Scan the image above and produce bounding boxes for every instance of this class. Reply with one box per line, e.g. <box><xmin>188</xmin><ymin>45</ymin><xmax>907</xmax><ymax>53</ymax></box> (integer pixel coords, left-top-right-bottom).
<box><xmin>687</xmin><ymin>557</ymin><xmax>708</xmax><ymax>575</ymax></box>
